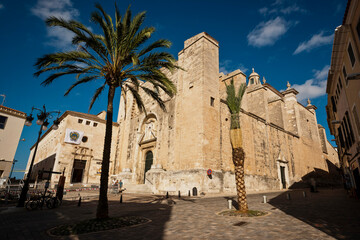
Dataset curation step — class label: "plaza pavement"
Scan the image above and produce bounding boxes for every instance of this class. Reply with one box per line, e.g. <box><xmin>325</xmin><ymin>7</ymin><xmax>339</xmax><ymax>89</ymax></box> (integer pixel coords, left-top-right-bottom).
<box><xmin>0</xmin><ymin>188</ymin><xmax>359</xmax><ymax>240</ymax></box>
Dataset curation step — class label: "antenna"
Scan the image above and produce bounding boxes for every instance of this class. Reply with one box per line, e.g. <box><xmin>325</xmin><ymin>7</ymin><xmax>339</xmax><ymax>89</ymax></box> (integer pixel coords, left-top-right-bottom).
<box><xmin>0</xmin><ymin>94</ymin><xmax>5</xmax><ymax>106</ymax></box>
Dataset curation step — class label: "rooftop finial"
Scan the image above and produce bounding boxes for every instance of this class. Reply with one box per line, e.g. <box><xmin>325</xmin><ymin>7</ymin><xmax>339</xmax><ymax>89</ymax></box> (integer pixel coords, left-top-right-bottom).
<box><xmin>286</xmin><ymin>81</ymin><xmax>291</xmax><ymax>89</ymax></box>
<box><xmin>252</xmin><ymin>68</ymin><xmax>254</xmax><ymax>73</ymax></box>
<box><xmin>263</xmin><ymin>77</ymin><xmax>266</xmax><ymax>84</ymax></box>
<box><xmin>307</xmin><ymin>98</ymin><xmax>311</xmax><ymax>106</ymax></box>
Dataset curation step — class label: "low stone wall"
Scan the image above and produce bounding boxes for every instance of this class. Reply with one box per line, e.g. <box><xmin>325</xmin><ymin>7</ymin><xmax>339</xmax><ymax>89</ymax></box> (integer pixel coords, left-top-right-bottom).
<box><xmin>146</xmin><ymin>169</ymin><xmax>280</xmax><ymax>194</ymax></box>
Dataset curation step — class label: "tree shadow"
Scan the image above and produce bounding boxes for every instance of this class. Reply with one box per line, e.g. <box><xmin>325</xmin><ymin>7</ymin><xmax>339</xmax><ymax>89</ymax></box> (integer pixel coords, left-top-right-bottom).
<box><xmin>268</xmin><ymin>188</ymin><xmax>360</xmax><ymax>239</ymax></box>
<box><xmin>75</xmin><ymin>199</ymin><xmax>173</xmax><ymax>239</ymax></box>
<box><xmin>0</xmin><ymin>196</ymin><xmax>173</xmax><ymax>240</ymax></box>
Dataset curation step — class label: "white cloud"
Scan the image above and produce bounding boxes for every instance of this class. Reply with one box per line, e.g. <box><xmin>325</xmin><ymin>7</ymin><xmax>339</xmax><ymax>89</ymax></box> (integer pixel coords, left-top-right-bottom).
<box><xmin>0</xmin><ymin>3</ymin><xmax>4</xmax><ymax>9</ymax></box>
<box><xmin>259</xmin><ymin>1</ymin><xmax>305</xmax><ymax>16</ymax></box>
<box><xmin>220</xmin><ymin>60</ymin><xmax>248</xmax><ymax>74</ymax></box>
<box><xmin>313</xmin><ymin>65</ymin><xmax>330</xmax><ymax>81</ymax></box>
<box><xmin>280</xmin><ymin>5</ymin><xmax>305</xmax><ymax>14</ymax></box>
<box><xmin>291</xmin><ymin>65</ymin><xmax>329</xmax><ymax>102</ymax></box>
<box><xmin>259</xmin><ymin>7</ymin><xmax>268</xmax><ymax>15</ymax></box>
<box><xmin>31</xmin><ymin>0</ymin><xmax>80</xmax><ymax>49</ymax></box>
<box><xmin>293</xmin><ymin>31</ymin><xmax>334</xmax><ymax>55</ymax></box>
<box><xmin>31</xmin><ymin>0</ymin><xmax>79</xmax><ymax>20</ymax></box>
<box><xmin>272</xmin><ymin>0</ymin><xmax>284</xmax><ymax>6</ymax></box>
<box><xmin>247</xmin><ymin>17</ymin><xmax>290</xmax><ymax>47</ymax></box>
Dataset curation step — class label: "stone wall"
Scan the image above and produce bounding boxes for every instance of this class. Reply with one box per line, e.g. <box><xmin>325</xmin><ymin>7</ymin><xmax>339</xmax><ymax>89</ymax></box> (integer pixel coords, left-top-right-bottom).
<box><xmin>114</xmin><ymin>32</ymin><xmax>340</xmax><ymax>194</ymax></box>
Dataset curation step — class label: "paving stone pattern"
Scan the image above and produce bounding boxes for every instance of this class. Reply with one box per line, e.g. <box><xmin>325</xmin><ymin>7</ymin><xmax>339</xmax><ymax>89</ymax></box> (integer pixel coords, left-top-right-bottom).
<box><xmin>0</xmin><ymin>188</ymin><xmax>359</xmax><ymax>240</ymax></box>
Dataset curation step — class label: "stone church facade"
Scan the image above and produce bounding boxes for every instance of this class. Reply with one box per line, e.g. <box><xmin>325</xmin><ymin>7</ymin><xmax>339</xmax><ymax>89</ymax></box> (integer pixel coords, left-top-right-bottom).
<box><xmin>25</xmin><ymin>32</ymin><xmax>339</xmax><ymax>193</ymax></box>
<box><xmin>114</xmin><ymin>32</ymin><xmax>339</xmax><ymax>194</ymax></box>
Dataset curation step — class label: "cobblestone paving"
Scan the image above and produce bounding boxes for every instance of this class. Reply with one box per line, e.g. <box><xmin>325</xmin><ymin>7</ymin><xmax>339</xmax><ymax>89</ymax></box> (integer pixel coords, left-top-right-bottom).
<box><xmin>0</xmin><ymin>188</ymin><xmax>359</xmax><ymax>240</ymax></box>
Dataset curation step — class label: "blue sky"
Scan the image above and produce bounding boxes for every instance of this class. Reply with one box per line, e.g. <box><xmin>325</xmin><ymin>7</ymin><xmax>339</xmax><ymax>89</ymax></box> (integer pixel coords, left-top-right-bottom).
<box><xmin>0</xmin><ymin>0</ymin><xmax>346</xmax><ymax>178</ymax></box>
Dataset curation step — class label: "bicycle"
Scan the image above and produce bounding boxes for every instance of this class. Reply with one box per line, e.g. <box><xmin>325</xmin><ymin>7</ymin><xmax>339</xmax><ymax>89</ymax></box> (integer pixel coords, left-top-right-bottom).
<box><xmin>25</xmin><ymin>191</ymin><xmax>61</xmax><ymax>210</ymax></box>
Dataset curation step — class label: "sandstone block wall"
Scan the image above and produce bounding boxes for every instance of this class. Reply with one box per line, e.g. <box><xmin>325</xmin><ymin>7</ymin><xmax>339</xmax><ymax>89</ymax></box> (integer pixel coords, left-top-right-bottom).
<box><xmin>114</xmin><ymin>32</ymin><xmax>340</xmax><ymax>194</ymax></box>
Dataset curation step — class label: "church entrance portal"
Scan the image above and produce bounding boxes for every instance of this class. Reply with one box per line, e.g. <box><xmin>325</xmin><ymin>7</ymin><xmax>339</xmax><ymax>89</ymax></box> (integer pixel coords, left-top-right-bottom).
<box><xmin>144</xmin><ymin>151</ymin><xmax>153</xmax><ymax>183</ymax></box>
<box><xmin>71</xmin><ymin>160</ymin><xmax>86</xmax><ymax>183</ymax></box>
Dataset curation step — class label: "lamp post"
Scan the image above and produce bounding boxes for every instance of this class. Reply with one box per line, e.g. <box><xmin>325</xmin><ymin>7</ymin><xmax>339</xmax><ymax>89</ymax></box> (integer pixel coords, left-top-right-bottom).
<box><xmin>17</xmin><ymin>105</ymin><xmax>60</xmax><ymax>207</ymax></box>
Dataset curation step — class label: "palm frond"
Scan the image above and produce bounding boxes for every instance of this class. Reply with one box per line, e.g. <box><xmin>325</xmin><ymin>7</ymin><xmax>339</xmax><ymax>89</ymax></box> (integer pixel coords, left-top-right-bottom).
<box><xmin>126</xmin><ymin>84</ymin><xmax>145</xmax><ymax>113</ymax></box>
<box><xmin>225</xmin><ymin>79</ymin><xmax>246</xmax><ymax>115</ymax></box>
<box><xmin>88</xmin><ymin>83</ymin><xmax>106</xmax><ymax>112</ymax></box>
<box><xmin>138</xmin><ymin>39</ymin><xmax>171</xmax><ymax>57</ymax></box>
<box><xmin>64</xmin><ymin>75</ymin><xmax>99</xmax><ymax>96</ymax></box>
<box><xmin>40</xmin><ymin>70</ymin><xmax>86</xmax><ymax>86</ymax></box>
<box><xmin>140</xmin><ymin>86</ymin><xmax>166</xmax><ymax>111</ymax></box>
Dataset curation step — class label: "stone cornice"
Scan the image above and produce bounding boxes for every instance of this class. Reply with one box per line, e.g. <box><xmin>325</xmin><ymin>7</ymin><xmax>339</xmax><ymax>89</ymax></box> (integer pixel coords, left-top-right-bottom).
<box><xmin>281</xmin><ymin>88</ymin><xmax>299</xmax><ymax>96</ymax></box>
<box><xmin>0</xmin><ymin>105</ymin><xmax>26</xmax><ymax>119</ymax></box>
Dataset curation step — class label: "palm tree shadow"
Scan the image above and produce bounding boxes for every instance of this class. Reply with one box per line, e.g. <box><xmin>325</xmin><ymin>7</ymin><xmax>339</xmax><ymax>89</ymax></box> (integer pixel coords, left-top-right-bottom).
<box><xmin>224</xmin><ymin>197</ymin><xmax>239</xmax><ymax>210</ymax></box>
<box><xmin>74</xmin><ymin>199</ymin><xmax>173</xmax><ymax>239</ymax></box>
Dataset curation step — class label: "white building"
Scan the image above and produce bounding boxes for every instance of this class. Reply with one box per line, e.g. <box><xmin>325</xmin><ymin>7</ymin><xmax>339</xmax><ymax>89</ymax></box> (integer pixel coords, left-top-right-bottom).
<box><xmin>0</xmin><ymin>105</ymin><xmax>26</xmax><ymax>184</ymax></box>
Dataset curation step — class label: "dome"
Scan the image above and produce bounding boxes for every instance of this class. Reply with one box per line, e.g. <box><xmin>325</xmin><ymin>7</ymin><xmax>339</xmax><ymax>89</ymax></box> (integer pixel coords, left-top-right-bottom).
<box><xmin>249</xmin><ymin>68</ymin><xmax>259</xmax><ymax>78</ymax></box>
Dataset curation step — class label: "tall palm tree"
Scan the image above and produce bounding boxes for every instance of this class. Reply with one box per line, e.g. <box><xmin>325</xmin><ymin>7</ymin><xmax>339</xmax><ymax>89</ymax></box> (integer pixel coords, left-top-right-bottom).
<box><xmin>225</xmin><ymin>79</ymin><xmax>248</xmax><ymax>212</ymax></box>
<box><xmin>34</xmin><ymin>4</ymin><xmax>178</xmax><ymax>219</ymax></box>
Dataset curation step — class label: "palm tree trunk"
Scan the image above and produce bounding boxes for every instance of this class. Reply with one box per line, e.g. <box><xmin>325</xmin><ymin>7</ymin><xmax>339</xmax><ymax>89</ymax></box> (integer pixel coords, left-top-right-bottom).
<box><xmin>96</xmin><ymin>84</ymin><xmax>115</xmax><ymax>219</ymax></box>
<box><xmin>233</xmin><ymin>147</ymin><xmax>248</xmax><ymax>212</ymax></box>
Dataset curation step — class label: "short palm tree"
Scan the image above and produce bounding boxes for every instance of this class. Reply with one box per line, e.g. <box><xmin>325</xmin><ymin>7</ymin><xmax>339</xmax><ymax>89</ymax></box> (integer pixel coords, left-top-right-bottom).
<box><xmin>225</xmin><ymin>79</ymin><xmax>248</xmax><ymax>212</ymax></box>
<box><xmin>34</xmin><ymin>4</ymin><xmax>178</xmax><ymax>219</ymax></box>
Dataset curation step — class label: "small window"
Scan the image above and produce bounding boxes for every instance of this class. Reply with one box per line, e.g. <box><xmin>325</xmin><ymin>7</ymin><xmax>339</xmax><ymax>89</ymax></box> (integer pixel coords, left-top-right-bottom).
<box><xmin>86</xmin><ymin>121</ymin><xmax>91</xmax><ymax>125</ymax></box>
<box><xmin>93</xmin><ymin>122</ymin><xmax>98</xmax><ymax>127</ymax></box>
<box><xmin>348</xmin><ymin>43</ymin><xmax>356</xmax><ymax>67</ymax></box>
<box><xmin>345</xmin><ymin>111</ymin><xmax>355</xmax><ymax>144</ymax></box>
<box><xmin>353</xmin><ymin>105</ymin><xmax>360</xmax><ymax>135</ymax></box>
<box><xmin>250</xmin><ymin>78</ymin><xmax>254</xmax><ymax>84</ymax></box>
<box><xmin>82</xmin><ymin>136</ymin><xmax>88</xmax><ymax>142</ymax></box>
<box><xmin>0</xmin><ymin>115</ymin><xmax>8</xmax><ymax>129</ymax></box>
<box><xmin>210</xmin><ymin>97</ymin><xmax>215</xmax><ymax>107</ymax></box>
<box><xmin>356</xmin><ymin>17</ymin><xmax>360</xmax><ymax>42</ymax></box>
<box><xmin>338</xmin><ymin>77</ymin><xmax>342</xmax><ymax>89</ymax></box>
<box><xmin>78</xmin><ymin>119</ymin><xmax>83</xmax><ymax>124</ymax></box>
<box><xmin>343</xmin><ymin>66</ymin><xmax>347</xmax><ymax>85</ymax></box>
<box><xmin>331</xmin><ymin>96</ymin><xmax>337</xmax><ymax>112</ymax></box>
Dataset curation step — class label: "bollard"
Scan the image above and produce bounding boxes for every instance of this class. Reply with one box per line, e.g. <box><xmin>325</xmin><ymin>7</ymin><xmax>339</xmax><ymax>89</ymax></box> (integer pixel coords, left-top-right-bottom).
<box><xmin>188</xmin><ymin>190</ymin><xmax>190</xmax><ymax>196</ymax></box>
<box><xmin>178</xmin><ymin>191</ymin><xmax>181</xmax><ymax>199</ymax></box>
<box><xmin>78</xmin><ymin>196</ymin><xmax>81</xmax><ymax>206</ymax></box>
<box><xmin>286</xmin><ymin>193</ymin><xmax>291</xmax><ymax>200</ymax></box>
<box><xmin>263</xmin><ymin>195</ymin><xmax>267</xmax><ymax>203</ymax></box>
<box><xmin>228</xmin><ymin>200</ymin><xmax>232</xmax><ymax>209</ymax></box>
<box><xmin>166</xmin><ymin>192</ymin><xmax>169</xmax><ymax>199</ymax></box>
<box><xmin>303</xmin><ymin>191</ymin><xmax>306</xmax><ymax>198</ymax></box>
<box><xmin>120</xmin><ymin>194</ymin><xmax>123</xmax><ymax>203</ymax></box>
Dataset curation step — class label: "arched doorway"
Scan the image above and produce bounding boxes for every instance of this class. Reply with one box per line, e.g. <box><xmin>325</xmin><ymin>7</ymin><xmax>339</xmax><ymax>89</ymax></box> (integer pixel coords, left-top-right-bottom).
<box><xmin>144</xmin><ymin>151</ymin><xmax>153</xmax><ymax>183</ymax></box>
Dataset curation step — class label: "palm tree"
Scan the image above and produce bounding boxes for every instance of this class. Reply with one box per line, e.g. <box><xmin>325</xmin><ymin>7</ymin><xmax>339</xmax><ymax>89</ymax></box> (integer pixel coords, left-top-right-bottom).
<box><xmin>34</xmin><ymin>4</ymin><xmax>178</xmax><ymax>219</ymax></box>
<box><xmin>225</xmin><ymin>79</ymin><xmax>248</xmax><ymax>212</ymax></box>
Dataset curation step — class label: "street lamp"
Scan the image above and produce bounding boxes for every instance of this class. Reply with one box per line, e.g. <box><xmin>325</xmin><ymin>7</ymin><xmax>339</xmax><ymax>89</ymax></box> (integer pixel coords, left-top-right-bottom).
<box><xmin>17</xmin><ymin>105</ymin><xmax>60</xmax><ymax>207</ymax></box>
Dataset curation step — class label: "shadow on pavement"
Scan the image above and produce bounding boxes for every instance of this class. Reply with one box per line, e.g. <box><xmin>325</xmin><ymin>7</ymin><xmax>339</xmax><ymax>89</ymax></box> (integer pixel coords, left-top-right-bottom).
<box><xmin>0</xmin><ymin>195</ymin><xmax>173</xmax><ymax>240</ymax></box>
<box><xmin>268</xmin><ymin>188</ymin><xmax>360</xmax><ymax>240</ymax></box>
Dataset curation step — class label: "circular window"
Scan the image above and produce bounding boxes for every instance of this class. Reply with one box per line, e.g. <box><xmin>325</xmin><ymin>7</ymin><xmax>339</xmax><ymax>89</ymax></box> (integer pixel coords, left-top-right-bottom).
<box><xmin>82</xmin><ymin>136</ymin><xmax>88</xmax><ymax>142</ymax></box>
